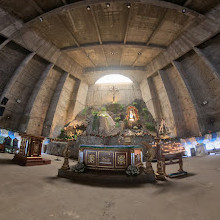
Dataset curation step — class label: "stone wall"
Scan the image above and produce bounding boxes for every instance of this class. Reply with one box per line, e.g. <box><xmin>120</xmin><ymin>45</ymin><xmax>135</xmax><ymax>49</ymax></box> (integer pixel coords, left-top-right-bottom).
<box><xmin>86</xmin><ymin>82</ymin><xmax>142</xmax><ymax>108</ymax></box>
<box><xmin>175</xmin><ymin>49</ymin><xmax>220</xmax><ymax>133</ymax></box>
<box><xmin>0</xmin><ymin>8</ymin><xmax>87</xmax><ymax>137</ymax></box>
<box><xmin>159</xmin><ymin>65</ymin><xmax>200</xmax><ymax>137</ymax></box>
<box><xmin>139</xmin><ymin>7</ymin><xmax>220</xmax><ymax>137</ymax></box>
<box><xmin>46</xmin><ymin>135</ymin><xmax>154</xmax><ymax>159</ymax></box>
<box><xmin>0</xmin><ymin>42</ymin><xmax>28</xmax><ymax>95</ymax></box>
<box><xmin>24</xmin><ymin>67</ymin><xmax>62</xmax><ymax>135</ymax></box>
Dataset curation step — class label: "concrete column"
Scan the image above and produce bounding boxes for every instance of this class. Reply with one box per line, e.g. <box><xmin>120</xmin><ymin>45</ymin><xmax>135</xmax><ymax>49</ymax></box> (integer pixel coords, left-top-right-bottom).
<box><xmin>146</xmin><ymin>76</ymin><xmax>163</xmax><ymax>123</ymax></box>
<box><xmin>172</xmin><ymin>60</ymin><xmax>205</xmax><ymax>133</ymax></box>
<box><xmin>0</xmin><ymin>52</ymin><xmax>36</xmax><ymax>102</ymax></box>
<box><xmin>158</xmin><ymin>69</ymin><xmax>185</xmax><ymax>137</ymax></box>
<box><xmin>19</xmin><ymin>63</ymin><xmax>55</xmax><ymax>132</ymax></box>
<box><xmin>193</xmin><ymin>47</ymin><xmax>220</xmax><ymax>82</ymax></box>
<box><xmin>42</xmin><ymin>72</ymin><xmax>69</xmax><ymax>137</ymax></box>
<box><xmin>0</xmin><ymin>38</ymin><xmax>10</xmax><ymax>51</ymax></box>
<box><xmin>65</xmin><ymin>78</ymin><xmax>80</xmax><ymax>124</ymax></box>
<box><xmin>71</xmin><ymin>81</ymin><xmax>89</xmax><ymax>120</ymax></box>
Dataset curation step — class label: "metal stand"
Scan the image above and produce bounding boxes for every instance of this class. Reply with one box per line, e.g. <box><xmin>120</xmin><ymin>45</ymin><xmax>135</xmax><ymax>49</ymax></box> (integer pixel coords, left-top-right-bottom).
<box><xmin>155</xmin><ymin>136</ymin><xmax>166</xmax><ymax>181</ymax></box>
<box><xmin>61</xmin><ymin>142</ymin><xmax>71</xmax><ymax>170</ymax></box>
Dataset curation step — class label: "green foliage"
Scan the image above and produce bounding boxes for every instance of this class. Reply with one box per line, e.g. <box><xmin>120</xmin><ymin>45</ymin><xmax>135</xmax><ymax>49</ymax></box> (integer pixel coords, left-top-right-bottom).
<box><xmin>82</xmin><ymin>107</ymin><xmax>88</xmax><ymax>115</ymax></box>
<box><xmin>119</xmin><ymin>104</ymin><xmax>124</xmax><ymax>111</ymax></box>
<box><xmin>115</xmin><ymin>117</ymin><xmax>121</xmax><ymax>122</ymax></box>
<box><xmin>145</xmin><ymin>122</ymin><xmax>156</xmax><ymax>132</ymax></box>
<box><xmin>126</xmin><ymin>165</ymin><xmax>140</xmax><ymax>176</ymax></box>
<box><xmin>142</xmin><ymin>107</ymin><xmax>149</xmax><ymax>120</ymax></box>
<box><xmin>58</xmin><ymin>129</ymin><xmax>72</xmax><ymax>140</ymax></box>
<box><xmin>115</xmin><ymin>122</ymin><xmax>120</xmax><ymax>128</ymax></box>
<box><xmin>106</xmin><ymin>103</ymin><xmax>121</xmax><ymax>113</ymax></box>
<box><xmin>72</xmin><ymin>162</ymin><xmax>86</xmax><ymax>173</ymax></box>
<box><xmin>132</xmin><ymin>101</ymin><xmax>137</xmax><ymax>106</ymax></box>
<box><xmin>124</xmin><ymin>119</ymin><xmax>128</xmax><ymax>129</ymax></box>
<box><xmin>101</xmin><ymin>106</ymin><xmax>107</xmax><ymax>111</ymax></box>
<box><xmin>92</xmin><ymin>114</ymin><xmax>100</xmax><ymax>131</ymax></box>
<box><xmin>92</xmin><ymin>111</ymin><xmax>99</xmax><ymax>116</ymax></box>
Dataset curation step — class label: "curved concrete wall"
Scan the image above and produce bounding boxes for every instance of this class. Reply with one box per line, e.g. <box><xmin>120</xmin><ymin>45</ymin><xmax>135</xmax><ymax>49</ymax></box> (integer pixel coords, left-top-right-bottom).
<box><xmin>0</xmin><ymin>5</ymin><xmax>219</xmax><ymax>139</ymax></box>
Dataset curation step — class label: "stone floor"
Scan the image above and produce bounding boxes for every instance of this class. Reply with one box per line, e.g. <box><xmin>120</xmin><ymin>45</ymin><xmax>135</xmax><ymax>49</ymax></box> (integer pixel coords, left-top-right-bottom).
<box><xmin>0</xmin><ymin>153</ymin><xmax>220</xmax><ymax>220</ymax></box>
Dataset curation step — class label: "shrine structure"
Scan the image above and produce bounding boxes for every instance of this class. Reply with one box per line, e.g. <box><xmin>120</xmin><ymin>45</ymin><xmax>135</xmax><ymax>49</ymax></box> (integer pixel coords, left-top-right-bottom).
<box><xmin>12</xmin><ymin>133</ymin><xmax>51</xmax><ymax>166</ymax></box>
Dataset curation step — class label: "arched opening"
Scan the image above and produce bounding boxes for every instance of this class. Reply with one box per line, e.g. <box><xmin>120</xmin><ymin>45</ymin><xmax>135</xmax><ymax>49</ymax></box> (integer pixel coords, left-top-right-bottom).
<box><xmin>95</xmin><ymin>74</ymin><xmax>133</xmax><ymax>84</ymax></box>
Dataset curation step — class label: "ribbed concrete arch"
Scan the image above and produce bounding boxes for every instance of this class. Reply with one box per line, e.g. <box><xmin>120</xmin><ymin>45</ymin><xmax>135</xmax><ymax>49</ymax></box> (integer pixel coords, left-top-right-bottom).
<box><xmin>5</xmin><ymin>0</ymin><xmax>204</xmax><ymax>43</ymax></box>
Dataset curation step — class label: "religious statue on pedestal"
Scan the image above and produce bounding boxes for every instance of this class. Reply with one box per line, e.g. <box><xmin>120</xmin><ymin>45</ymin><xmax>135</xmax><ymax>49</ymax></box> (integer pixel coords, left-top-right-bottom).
<box><xmin>126</xmin><ymin>106</ymin><xmax>139</xmax><ymax>128</ymax></box>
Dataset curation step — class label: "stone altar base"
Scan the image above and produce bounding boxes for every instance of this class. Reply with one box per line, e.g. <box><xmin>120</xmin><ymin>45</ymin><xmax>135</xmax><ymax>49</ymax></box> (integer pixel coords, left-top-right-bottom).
<box><xmin>12</xmin><ymin>154</ymin><xmax>51</xmax><ymax>166</ymax></box>
<box><xmin>58</xmin><ymin>169</ymin><xmax>156</xmax><ymax>185</ymax></box>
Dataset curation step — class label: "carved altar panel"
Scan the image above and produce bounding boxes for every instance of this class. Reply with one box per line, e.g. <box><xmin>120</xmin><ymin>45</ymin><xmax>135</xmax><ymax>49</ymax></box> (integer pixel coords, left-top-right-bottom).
<box><xmin>85</xmin><ymin>150</ymin><xmax>97</xmax><ymax>167</ymax></box>
<box><xmin>98</xmin><ymin>151</ymin><xmax>114</xmax><ymax>168</ymax></box>
<box><xmin>115</xmin><ymin>152</ymin><xmax>127</xmax><ymax>168</ymax></box>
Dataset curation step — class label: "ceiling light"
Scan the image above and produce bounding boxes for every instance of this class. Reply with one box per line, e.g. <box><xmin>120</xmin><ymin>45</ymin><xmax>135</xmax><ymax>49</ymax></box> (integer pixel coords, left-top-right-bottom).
<box><xmin>106</xmin><ymin>3</ymin><xmax>110</xmax><ymax>8</ymax></box>
<box><xmin>39</xmin><ymin>17</ymin><xmax>43</xmax><ymax>22</ymax></box>
<box><xmin>182</xmin><ymin>8</ymin><xmax>186</xmax><ymax>13</ymax></box>
<box><xmin>127</xmin><ymin>3</ymin><xmax>131</xmax><ymax>9</ymax></box>
<box><xmin>86</xmin><ymin>5</ymin><xmax>91</xmax><ymax>10</ymax></box>
<box><xmin>202</xmin><ymin>100</ymin><xmax>208</xmax><ymax>106</ymax></box>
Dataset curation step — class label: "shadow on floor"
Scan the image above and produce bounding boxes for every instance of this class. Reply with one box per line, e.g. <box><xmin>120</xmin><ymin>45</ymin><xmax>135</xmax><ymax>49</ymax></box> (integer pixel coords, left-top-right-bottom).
<box><xmin>167</xmin><ymin>172</ymin><xmax>197</xmax><ymax>179</ymax></box>
<box><xmin>44</xmin><ymin>175</ymin><xmax>155</xmax><ymax>189</ymax></box>
<box><xmin>0</xmin><ymin>157</ymin><xmax>14</xmax><ymax>165</ymax></box>
<box><xmin>152</xmin><ymin>173</ymin><xmax>197</xmax><ymax>194</ymax></box>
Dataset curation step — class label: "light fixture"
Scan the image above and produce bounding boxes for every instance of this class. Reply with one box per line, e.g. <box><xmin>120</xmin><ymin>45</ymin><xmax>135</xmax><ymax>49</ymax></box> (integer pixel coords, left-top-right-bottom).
<box><xmin>182</xmin><ymin>8</ymin><xmax>186</xmax><ymax>13</ymax></box>
<box><xmin>202</xmin><ymin>100</ymin><xmax>208</xmax><ymax>106</ymax></box>
<box><xmin>39</xmin><ymin>17</ymin><xmax>43</xmax><ymax>22</ymax></box>
<box><xmin>106</xmin><ymin>3</ymin><xmax>110</xmax><ymax>8</ymax></box>
<box><xmin>86</xmin><ymin>5</ymin><xmax>91</xmax><ymax>10</ymax></box>
<box><xmin>111</xmin><ymin>52</ymin><xmax>114</xmax><ymax>55</ymax></box>
<box><xmin>127</xmin><ymin>3</ymin><xmax>131</xmax><ymax>9</ymax></box>
<box><xmin>138</xmin><ymin>52</ymin><xmax>142</xmax><ymax>55</ymax></box>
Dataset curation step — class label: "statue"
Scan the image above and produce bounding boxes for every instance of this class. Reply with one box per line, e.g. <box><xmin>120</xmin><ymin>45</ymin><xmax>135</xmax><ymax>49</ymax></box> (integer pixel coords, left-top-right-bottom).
<box><xmin>126</xmin><ymin>106</ymin><xmax>139</xmax><ymax>128</ymax></box>
<box><xmin>129</xmin><ymin>110</ymin><xmax>135</xmax><ymax>121</ymax></box>
<box><xmin>109</xmin><ymin>86</ymin><xmax>119</xmax><ymax>103</ymax></box>
<box><xmin>61</xmin><ymin>141</ymin><xmax>71</xmax><ymax>170</ymax></box>
<box><xmin>142</xmin><ymin>142</ymin><xmax>155</xmax><ymax>175</ymax></box>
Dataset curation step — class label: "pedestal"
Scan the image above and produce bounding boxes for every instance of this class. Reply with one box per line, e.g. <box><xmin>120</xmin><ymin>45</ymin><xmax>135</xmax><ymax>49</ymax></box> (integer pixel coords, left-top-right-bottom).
<box><xmin>12</xmin><ymin>133</ymin><xmax>51</xmax><ymax>166</ymax></box>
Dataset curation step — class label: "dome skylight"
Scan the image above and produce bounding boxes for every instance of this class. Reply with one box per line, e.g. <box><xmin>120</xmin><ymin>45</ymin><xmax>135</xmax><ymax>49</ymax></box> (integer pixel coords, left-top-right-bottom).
<box><xmin>95</xmin><ymin>74</ymin><xmax>133</xmax><ymax>84</ymax></box>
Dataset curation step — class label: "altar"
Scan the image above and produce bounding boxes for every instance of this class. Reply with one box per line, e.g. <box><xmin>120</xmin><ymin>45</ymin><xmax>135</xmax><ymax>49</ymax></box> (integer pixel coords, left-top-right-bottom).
<box><xmin>78</xmin><ymin>145</ymin><xmax>143</xmax><ymax>170</ymax></box>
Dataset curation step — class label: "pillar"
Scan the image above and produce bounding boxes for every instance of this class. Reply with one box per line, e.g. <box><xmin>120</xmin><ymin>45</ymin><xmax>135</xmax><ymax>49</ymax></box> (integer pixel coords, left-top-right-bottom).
<box><xmin>42</xmin><ymin>72</ymin><xmax>69</xmax><ymax>137</ymax></box>
<box><xmin>19</xmin><ymin>63</ymin><xmax>54</xmax><ymax>132</ymax></box>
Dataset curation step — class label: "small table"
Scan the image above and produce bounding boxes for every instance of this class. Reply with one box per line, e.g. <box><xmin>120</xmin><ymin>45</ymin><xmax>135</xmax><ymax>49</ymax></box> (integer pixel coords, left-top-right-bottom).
<box><xmin>162</xmin><ymin>152</ymin><xmax>183</xmax><ymax>176</ymax></box>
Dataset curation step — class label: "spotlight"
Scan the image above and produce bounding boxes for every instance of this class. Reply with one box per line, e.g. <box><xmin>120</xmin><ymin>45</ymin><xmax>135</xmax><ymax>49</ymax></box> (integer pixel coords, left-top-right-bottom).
<box><xmin>127</xmin><ymin>3</ymin><xmax>131</xmax><ymax>9</ymax></box>
<box><xmin>182</xmin><ymin>8</ymin><xmax>186</xmax><ymax>13</ymax></box>
<box><xmin>86</xmin><ymin>5</ymin><xmax>91</xmax><ymax>10</ymax></box>
<box><xmin>202</xmin><ymin>100</ymin><xmax>208</xmax><ymax>106</ymax></box>
<box><xmin>39</xmin><ymin>17</ymin><xmax>43</xmax><ymax>22</ymax></box>
<box><xmin>106</xmin><ymin>3</ymin><xmax>110</xmax><ymax>8</ymax></box>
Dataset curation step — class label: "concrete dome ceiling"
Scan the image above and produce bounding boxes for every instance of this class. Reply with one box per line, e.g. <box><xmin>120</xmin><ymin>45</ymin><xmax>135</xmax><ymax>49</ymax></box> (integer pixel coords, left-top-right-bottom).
<box><xmin>0</xmin><ymin>0</ymin><xmax>219</xmax><ymax>69</ymax></box>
